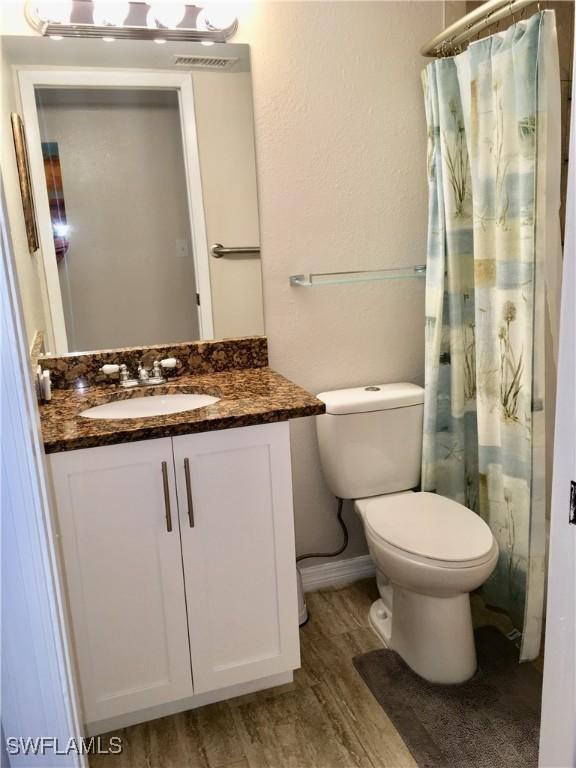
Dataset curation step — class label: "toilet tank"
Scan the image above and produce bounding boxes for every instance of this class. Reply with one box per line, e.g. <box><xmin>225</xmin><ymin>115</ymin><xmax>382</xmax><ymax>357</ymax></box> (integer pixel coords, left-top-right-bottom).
<box><xmin>315</xmin><ymin>383</ymin><xmax>424</xmax><ymax>500</ymax></box>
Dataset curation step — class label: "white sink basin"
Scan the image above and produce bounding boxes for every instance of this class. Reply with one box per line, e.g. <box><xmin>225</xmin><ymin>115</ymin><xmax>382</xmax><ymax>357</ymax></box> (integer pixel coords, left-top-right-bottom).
<box><xmin>80</xmin><ymin>393</ymin><xmax>220</xmax><ymax>420</ymax></box>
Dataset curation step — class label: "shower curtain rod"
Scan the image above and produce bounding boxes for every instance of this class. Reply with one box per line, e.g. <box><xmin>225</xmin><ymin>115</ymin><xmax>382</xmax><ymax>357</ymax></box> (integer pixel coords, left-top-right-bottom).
<box><xmin>421</xmin><ymin>0</ymin><xmax>539</xmax><ymax>57</ymax></box>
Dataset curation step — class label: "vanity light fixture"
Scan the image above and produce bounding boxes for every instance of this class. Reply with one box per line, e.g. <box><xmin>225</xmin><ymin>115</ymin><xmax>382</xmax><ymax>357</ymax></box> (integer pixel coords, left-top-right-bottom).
<box><xmin>196</xmin><ymin>5</ymin><xmax>237</xmax><ymax>32</ymax></box>
<box><xmin>34</xmin><ymin>0</ymin><xmax>73</xmax><ymax>24</ymax></box>
<box><xmin>148</xmin><ymin>1</ymin><xmax>187</xmax><ymax>29</ymax></box>
<box><xmin>25</xmin><ymin>0</ymin><xmax>238</xmax><ymax>43</ymax></box>
<box><xmin>92</xmin><ymin>0</ymin><xmax>130</xmax><ymax>26</ymax></box>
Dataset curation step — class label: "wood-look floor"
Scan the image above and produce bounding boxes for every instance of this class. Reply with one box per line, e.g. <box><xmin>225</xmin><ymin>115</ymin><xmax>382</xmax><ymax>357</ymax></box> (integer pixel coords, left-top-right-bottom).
<box><xmin>91</xmin><ymin>580</ymin><xmax>534</xmax><ymax>768</ymax></box>
<box><xmin>91</xmin><ymin>579</ymin><xmax>418</xmax><ymax>768</ymax></box>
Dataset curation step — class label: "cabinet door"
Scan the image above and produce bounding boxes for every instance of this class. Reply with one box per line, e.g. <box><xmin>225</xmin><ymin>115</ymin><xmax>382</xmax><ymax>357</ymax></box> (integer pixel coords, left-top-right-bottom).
<box><xmin>49</xmin><ymin>438</ymin><xmax>192</xmax><ymax>723</ymax></box>
<box><xmin>173</xmin><ymin>422</ymin><xmax>300</xmax><ymax>693</ymax></box>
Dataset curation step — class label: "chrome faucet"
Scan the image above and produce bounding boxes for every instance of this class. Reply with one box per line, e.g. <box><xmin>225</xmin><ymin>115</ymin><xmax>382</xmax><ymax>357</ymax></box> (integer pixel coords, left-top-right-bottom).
<box><xmin>119</xmin><ymin>364</ymin><xmax>138</xmax><ymax>388</ymax></box>
<box><xmin>137</xmin><ymin>363</ymin><xmax>150</xmax><ymax>384</ymax></box>
<box><xmin>100</xmin><ymin>358</ymin><xmax>179</xmax><ymax>388</ymax></box>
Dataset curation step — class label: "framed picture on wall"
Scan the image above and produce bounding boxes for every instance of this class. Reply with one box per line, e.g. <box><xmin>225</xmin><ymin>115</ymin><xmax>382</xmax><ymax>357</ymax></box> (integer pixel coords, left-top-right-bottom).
<box><xmin>10</xmin><ymin>112</ymin><xmax>39</xmax><ymax>254</ymax></box>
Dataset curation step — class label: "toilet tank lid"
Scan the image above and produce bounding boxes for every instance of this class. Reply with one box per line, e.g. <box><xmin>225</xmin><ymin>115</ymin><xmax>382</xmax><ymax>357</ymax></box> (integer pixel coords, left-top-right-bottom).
<box><xmin>316</xmin><ymin>383</ymin><xmax>424</xmax><ymax>415</ymax></box>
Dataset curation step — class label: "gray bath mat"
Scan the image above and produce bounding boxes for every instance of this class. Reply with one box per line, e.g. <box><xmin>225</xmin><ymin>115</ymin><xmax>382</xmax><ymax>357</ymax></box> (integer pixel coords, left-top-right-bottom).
<box><xmin>353</xmin><ymin>626</ymin><xmax>542</xmax><ymax>768</ymax></box>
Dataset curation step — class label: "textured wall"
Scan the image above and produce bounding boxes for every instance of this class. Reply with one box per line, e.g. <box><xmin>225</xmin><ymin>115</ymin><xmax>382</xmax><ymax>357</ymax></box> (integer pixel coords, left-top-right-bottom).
<box><xmin>0</xmin><ymin>40</ymin><xmax>53</xmax><ymax>348</ymax></box>
<box><xmin>238</xmin><ymin>2</ymin><xmax>444</xmax><ymax>561</ymax></box>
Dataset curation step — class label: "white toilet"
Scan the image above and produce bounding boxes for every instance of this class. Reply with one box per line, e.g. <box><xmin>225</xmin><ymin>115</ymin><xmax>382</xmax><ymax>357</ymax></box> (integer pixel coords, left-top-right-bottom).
<box><xmin>315</xmin><ymin>382</ymin><xmax>498</xmax><ymax>684</ymax></box>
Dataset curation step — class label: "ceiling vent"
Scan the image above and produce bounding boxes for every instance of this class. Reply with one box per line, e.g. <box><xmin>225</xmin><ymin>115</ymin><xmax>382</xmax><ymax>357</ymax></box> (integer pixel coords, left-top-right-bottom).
<box><xmin>172</xmin><ymin>55</ymin><xmax>238</xmax><ymax>69</ymax></box>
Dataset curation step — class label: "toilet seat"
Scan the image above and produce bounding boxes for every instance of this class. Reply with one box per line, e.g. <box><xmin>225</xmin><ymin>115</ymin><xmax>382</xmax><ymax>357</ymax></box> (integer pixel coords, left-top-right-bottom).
<box><xmin>356</xmin><ymin>491</ymin><xmax>494</xmax><ymax>568</ymax></box>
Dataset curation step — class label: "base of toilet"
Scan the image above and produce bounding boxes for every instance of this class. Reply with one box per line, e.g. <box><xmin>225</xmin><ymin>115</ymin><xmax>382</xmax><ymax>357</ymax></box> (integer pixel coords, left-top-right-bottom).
<box><xmin>369</xmin><ymin>599</ymin><xmax>392</xmax><ymax>647</ymax></box>
<box><xmin>369</xmin><ymin>586</ymin><xmax>478</xmax><ymax>684</ymax></box>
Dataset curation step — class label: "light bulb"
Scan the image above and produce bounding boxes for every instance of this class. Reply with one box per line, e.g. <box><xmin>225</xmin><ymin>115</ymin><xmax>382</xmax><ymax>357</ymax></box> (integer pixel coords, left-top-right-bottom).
<box><xmin>35</xmin><ymin>0</ymin><xmax>73</xmax><ymax>24</ymax></box>
<box><xmin>53</xmin><ymin>222</ymin><xmax>70</xmax><ymax>237</ymax></box>
<box><xmin>197</xmin><ymin>4</ymin><xmax>237</xmax><ymax>31</ymax></box>
<box><xmin>195</xmin><ymin>9</ymin><xmax>208</xmax><ymax>29</ymax></box>
<box><xmin>149</xmin><ymin>1</ymin><xmax>186</xmax><ymax>28</ymax></box>
<box><xmin>92</xmin><ymin>1</ymin><xmax>130</xmax><ymax>26</ymax></box>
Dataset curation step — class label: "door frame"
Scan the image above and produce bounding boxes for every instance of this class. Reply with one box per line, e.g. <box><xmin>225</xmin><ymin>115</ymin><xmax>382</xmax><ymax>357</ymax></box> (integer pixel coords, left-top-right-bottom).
<box><xmin>17</xmin><ymin>67</ymin><xmax>214</xmax><ymax>354</ymax></box>
<box><xmin>539</xmin><ymin>32</ymin><xmax>576</xmax><ymax>767</ymax></box>
<box><xmin>1</xmin><ymin>178</ymin><xmax>85</xmax><ymax>762</ymax></box>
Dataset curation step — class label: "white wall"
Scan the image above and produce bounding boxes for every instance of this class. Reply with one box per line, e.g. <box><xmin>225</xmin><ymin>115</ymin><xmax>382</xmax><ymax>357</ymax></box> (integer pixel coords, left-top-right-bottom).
<box><xmin>0</xmin><ymin>37</ymin><xmax>53</xmax><ymax>349</ymax></box>
<box><xmin>237</xmin><ymin>1</ymin><xmax>443</xmax><ymax>560</ymax></box>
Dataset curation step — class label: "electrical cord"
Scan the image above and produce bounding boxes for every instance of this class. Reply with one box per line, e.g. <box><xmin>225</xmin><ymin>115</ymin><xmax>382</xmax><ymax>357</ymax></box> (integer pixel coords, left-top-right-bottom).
<box><xmin>296</xmin><ymin>498</ymin><xmax>349</xmax><ymax>563</ymax></box>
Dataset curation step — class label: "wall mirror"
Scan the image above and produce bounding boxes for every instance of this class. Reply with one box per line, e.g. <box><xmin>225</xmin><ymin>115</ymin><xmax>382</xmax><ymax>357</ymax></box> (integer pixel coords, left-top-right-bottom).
<box><xmin>4</xmin><ymin>37</ymin><xmax>263</xmax><ymax>354</ymax></box>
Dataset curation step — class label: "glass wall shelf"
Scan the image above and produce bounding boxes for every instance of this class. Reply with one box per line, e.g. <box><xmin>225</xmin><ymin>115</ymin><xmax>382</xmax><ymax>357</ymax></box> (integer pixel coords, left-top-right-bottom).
<box><xmin>289</xmin><ymin>264</ymin><xmax>427</xmax><ymax>287</ymax></box>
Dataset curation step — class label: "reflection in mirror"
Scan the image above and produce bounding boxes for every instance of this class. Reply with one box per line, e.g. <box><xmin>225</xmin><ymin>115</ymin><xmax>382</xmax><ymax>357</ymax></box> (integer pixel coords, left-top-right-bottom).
<box><xmin>36</xmin><ymin>87</ymin><xmax>200</xmax><ymax>351</ymax></box>
<box><xmin>5</xmin><ymin>39</ymin><xmax>263</xmax><ymax>353</ymax></box>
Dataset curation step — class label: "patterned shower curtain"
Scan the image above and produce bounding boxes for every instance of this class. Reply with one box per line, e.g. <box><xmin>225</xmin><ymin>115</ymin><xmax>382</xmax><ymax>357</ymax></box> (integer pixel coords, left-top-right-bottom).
<box><xmin>421</xmin><ymin>11</ymin><xmax>562</xmax><ymax>661</ymax></box>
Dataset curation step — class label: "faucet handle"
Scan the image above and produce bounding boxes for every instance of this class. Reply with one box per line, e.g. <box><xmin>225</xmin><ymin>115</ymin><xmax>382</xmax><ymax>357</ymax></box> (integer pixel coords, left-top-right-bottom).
<box><xmin>100</xmin><ymin>363</ymin><xmax>137</xmax><ymax>387</ymax></box>
<box><xmin>100</xmin><ymin>364</ymin><xmax>120</xmax><ymax>376</ymax></box>
<box><xmin>152</xmin><ymin>360</ymin><xmax>162</xmax><ymax>378</ymax></box>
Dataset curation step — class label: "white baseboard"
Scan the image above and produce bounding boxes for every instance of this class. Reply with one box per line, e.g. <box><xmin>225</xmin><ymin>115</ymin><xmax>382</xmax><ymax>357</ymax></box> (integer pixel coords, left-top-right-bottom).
<box><xmin>299</xmin><ymin>554</ymin><xmax>376</xmax><ymax>593</ymax></box>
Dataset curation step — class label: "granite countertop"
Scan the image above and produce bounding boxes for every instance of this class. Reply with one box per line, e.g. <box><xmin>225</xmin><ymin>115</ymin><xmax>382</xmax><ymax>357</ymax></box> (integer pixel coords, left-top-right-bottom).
<box><xmin>40</xmin><ymin>367</ymin><xmax>326</xmax><ymax>454</ymax></box>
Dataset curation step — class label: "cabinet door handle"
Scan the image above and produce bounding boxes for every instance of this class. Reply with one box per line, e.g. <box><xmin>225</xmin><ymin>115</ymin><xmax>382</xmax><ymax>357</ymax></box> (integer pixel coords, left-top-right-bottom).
<box><xmin>161</xmin><ymin>461</ymin><xmax>173</xmax><ymax>532</ymax></box>
<box><xmin>184</xmin><ymin>458</ymin><xmax>195</xmax><ymax>528</ymax></box>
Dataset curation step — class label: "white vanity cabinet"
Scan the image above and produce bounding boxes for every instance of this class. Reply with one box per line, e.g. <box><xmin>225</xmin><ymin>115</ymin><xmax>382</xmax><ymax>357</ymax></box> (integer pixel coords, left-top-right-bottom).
<box><xmin>49</xmin><ymin>437</ymin><xmax>193</xmax><ymax>724</ymax></box>
<box><xmin>49</xmin><ymin>422</ymin><xmax>300</xmax><ymax>730</ymax></box>
<box><xmin>173</xmin><ymin>424</ymin><xmax>300</xmax><ymax>694</ymax></box>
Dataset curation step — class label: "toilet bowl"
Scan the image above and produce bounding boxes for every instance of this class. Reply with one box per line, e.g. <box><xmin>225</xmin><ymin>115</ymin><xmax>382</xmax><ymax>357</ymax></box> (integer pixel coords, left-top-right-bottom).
<box><xmin>356</xmin><ymin>491</ymin><xmax>498</xmax><ymax>683</ymax></box>
<box><xmin>315</xmin><ymin>383</ymin><xmax>499</xmax><ymax>684</ymax></box>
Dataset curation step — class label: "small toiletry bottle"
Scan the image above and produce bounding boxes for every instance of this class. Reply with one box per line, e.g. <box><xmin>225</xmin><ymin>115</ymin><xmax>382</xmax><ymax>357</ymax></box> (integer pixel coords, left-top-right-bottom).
<box><xmin>42</xmin><ymin>369</ymin><xmax>52</xmax><ymax>402</ymax></box>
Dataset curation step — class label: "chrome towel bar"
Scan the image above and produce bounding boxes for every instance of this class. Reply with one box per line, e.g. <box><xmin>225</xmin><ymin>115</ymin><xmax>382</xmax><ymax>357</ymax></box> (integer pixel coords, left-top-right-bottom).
<box><xmin>211</xmin><ymin>243</ymin><xmax>261</xmax><ymax>258</ymax></box>
<box><xmin>290</xmin><ymin>265</ymin><xmax>427</xmax><ymax>287</ymax></box>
